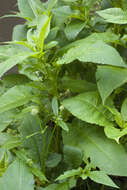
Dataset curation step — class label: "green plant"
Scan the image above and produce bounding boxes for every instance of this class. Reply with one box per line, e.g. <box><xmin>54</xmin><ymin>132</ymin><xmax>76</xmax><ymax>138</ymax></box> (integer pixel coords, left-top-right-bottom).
<box><xmin>1</xmin><ymin>0</ymin><xmax>127</xmax><ymax>189</ymax></box>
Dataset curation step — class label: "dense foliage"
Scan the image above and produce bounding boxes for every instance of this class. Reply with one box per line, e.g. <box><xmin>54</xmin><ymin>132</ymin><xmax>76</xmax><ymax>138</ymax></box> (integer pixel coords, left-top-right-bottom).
<box><xmin>1</xmin><ymin>0</ymin><xmax>127</xmax><ymax>189</ymax></box>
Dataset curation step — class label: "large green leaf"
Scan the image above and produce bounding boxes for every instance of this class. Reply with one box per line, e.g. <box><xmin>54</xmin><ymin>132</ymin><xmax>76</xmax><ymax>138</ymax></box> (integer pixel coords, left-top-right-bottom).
<box><xmin>63</xmin><ymin>123</ymin><xmax>127</xmax><ymax>176</ymax></box>
<box><xmin>62</xmin><ymin>91</ymin><xmax>113</xmax><ymax>127</ymax></box>
<box><xmin>17</xmin><ymin>0</ymin><xmax>34</xmax><ymax>18</ymax></box>
<box><xmin>0</xmin><ymin>85</ymin><xmax>32</xmax><ymax>114</ymax></box>
<box><xmin>57</xmin><ymin>40</ymin><xmax>125</xmax><ymax>67</ymax></box>
<box><xmin>96</xmin><ymin>66</ymin><xmax>127</xmax><ymax>104</ymax></box>
<box><xmin>0</xmin><ymin>51</ymin><xmax>36</xmax><ymax>78</ymax></box>
<box><xmin>58</xmin><ymin>32</ymin><xmax>119</xmax><ymax>55</ymax></box>
<box><xmin>0</xmin><ymin>159</ymin><xmax>34</xmax><ymax>190</ymax></box>
<box><xmin>96</xmin><ymin>8</ymin><xmax>127</xmax><ymax>24</ymax></box>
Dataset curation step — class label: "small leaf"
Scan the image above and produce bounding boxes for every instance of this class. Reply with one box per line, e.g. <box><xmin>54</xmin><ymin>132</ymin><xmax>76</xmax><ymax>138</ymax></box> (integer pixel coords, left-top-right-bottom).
<box><xmin>0</xmin><ymin>159</ymin><xmax>34</xmax><ymax>190</ymax></box>
<box><xmin>0</xmin><ymin>152</ymin><xmax>8</xmax><ymax>177</ymax></box>
<box><xmin>37</xmin><ymin>15</ymin><xmax>51</xmax><ymax>51</ymax></box>
<box><xmin>56</xmin><ymin>167</ymin><xmax>82</xmax><ymax>181</ymax></box>
<box><xmin>89</xmin><ymin>171</ymin><xmax>119</xmax><ymax>188</ymax></box>
<box><xmin>62</xmin><ymin>91</ymin><xmax>113</xmax><ymax>127</ymax></box>
<box><xmin>52</xmin><ymin>97</ymin><xmax>58</xmax><ymax>116</ymax></box>
<box><xmin>57</xmin><ymin>120</ymin><xmax>69</xmax><ymax>132</ymax></box>
<box><xmin>30</xmin><ymin>167</ymin><xmax>48</xmax><ymax>182</ymax></box>
<box><xmin>104</xmin><ymin>126</ymin><xmax>127</xmax><ymax>143</ymax></box>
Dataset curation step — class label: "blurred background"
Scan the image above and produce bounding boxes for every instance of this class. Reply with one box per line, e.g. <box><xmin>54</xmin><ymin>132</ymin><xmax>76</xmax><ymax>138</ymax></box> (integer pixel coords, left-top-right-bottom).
<box><xmin>0</xmin><ymin>0</ymin><xmax>23</xmax><ymax>42</ymax></box>
<box><xmin>0</xmin><ymin>0</ymin><xmax>47</xmax><ymax>42</ymax></box>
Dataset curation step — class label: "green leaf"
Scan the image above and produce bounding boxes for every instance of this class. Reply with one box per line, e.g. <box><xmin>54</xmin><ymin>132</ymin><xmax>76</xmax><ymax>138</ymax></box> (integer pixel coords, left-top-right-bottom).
<box><xmin>0</xmin><ymin>152</ymin><xmax>8</xmax><ymax>177</ymax></box>
<box><xmin>29</xmin><ymin>0</ymin><xmax>45</xmax><ymax>17</ymax></box>
<box><xmin>58</xmin><ymin>32</ymin><xmax>120</xmax><ymax>55</ymax></box>
<box><xmin>46</xmin><ymin>153</ymin><xmax>61</xmax><ymax>168</ymax></box>
<box><xmin>0</xmin><ymin>51</ymin><xmax>36</xmax><ymax>78</ymax></box>
<box><xmin>0</xmin><ymin>159</ymin><xmax>34</xmax><ymax>190</ymax></box>
<box><xmin>64</xmin><ymin>145</ymin><xmax>83</xmax><ymax>168</ymax></box>
<box><xmin>37</xmin><ymin>15</ymin><xmax>51</xmax><ymax>51</ymax></box>
<box><xmin>17</xmin><ymin>0</ymin><xmax>34</xmax><ymax>18</ymax></box>
<box><xmin>46</xmin><ymin>0</ymin><xmax>58</xmax><ymax>10</ymax></box>
<box><xmin>20</xmin><ymin>114</ymin><xmax>50</xmax><ymax>165</ymax></box>
<box><xmin>12</xmin><ymin>24</ymin><xmax>27</xmax><ymax>41</ymax></box>
<box><xmin>1</xmin><ymin>74</ymin><xmax>30</xmax><ymax>88</ymax></box>
<box><xmin>52</xmin><ymin>97</ymin><xmax>58</xmax><ymax>116</ymax></box>
<box><xmin>89</xmin><ymin>171</ymin><xmax>118</xmax><ymax>188</ymax></box>
<box><xmin>104</xmin><ymin>126</ymin><xmax>127</xmax><ymax>143</ymax></box>
<box><xmin>96</xmin><ymin>8</ymin><xmax>127</xmax><ymax>24</ymax></box>
<box><xmin>63</xmin><ymin>124</ymin><xmax>127</xmax><ymax>176</ymax></box>
<box><xmin>57</xmin><ymin>40</ymin><xmax>125</xmax><ymax>67</ymax></box>
<box><xmin>121</xmin><ymin>97</ymin><xmax>127</xmax><ymax>121</ymax></box>
<box><xmin>64</xmin><ymin>20</ymin><xmax>86</xmax><ymax>40</ymax></box>
<box><xmin>30</xmin><ymin>167</ymin><xmax>48</xmax><ymax>182</ymax></box>
<box><xmin>0</xmin><ymin>110</ymin><xmax>16</xmax><ymax>132</ymax></box>
<box><xmin>122</xmin><ymin>0</ymin><xmax>127</xmax><ymax>10</ymax></box>
<box><xmin>41</xmin><ymin>183</ymin><xmax>69</xmax><ymax>190</ymax></box>
<box><xmin>40</xmin><ymin>184</ymin><xmax>57</xmax><ymax>190</ymax></box>
<box><xmin>61</xmin><ymin>77</ymin><xmax>97</xmax><ymax>93</ymax></box>
<box><xmin>0</xmin><ymin>133</ymin><xmax>20</xmax><ymax>150</ymax></box>
<box><xmin>57</xmin><ymin>120</ymin><xmax>69</xmax><ymax>132</ymax></box>
<box><xmin>56</xmin><ymin>167</ymin><xmax>82</xmax><ymax>181</ymax></box>
<box><xmin>53</xmin><ymin>6</ymin><xmax>73</xmax><ymax>26</ymax></box>
<box><xmin>96</xmin><ymin>66</ymin><xmax>127</xmax><ymax>104</ymax></box>
<box><xmin>62</xmin><ymin>91</ymin><xmax>113</xmax><ymax>127</ymax></box>
<box><xmin>13</xmin><ymin>149</ymin><xmax>48</xmax><ymax>182</ymax></box>
<box><xmin>0</xmin><ymin>85</ymin><xmax>32</xmax><ymax>114</ymax></box>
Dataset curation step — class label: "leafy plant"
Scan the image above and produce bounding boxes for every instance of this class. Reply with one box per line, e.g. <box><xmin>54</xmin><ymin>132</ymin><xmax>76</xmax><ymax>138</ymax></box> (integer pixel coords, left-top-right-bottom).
<box><xmin>1</xmin><ymin>0</ymin><xmax>127</xmax><ymax>189</ymax></box>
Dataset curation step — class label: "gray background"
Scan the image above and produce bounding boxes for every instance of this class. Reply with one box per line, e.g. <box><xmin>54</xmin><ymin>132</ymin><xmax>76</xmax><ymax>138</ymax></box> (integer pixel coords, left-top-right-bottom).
<box><xmin>0</xmin><ymin>0</ymin><xmax>47</xmax><ymax>42</ymax></box>
<box><xmin>0</xmin><ymin>0</ymin><xmax>23</xmax><ymax>42</ymax></box>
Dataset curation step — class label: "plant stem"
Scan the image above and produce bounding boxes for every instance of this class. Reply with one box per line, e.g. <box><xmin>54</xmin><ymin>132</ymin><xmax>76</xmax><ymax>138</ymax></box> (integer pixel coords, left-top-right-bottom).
<box><xmin>100</xmin><ymin>184</ymin><xmax>104</xmax><ymax>190</ymax></box>
<box><xmin>43</xmin><ymin>124</ymin><xmax>57</xmax><ymax>171</ymax></box>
